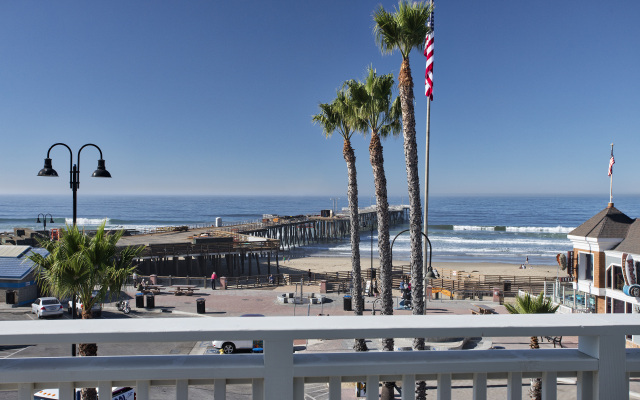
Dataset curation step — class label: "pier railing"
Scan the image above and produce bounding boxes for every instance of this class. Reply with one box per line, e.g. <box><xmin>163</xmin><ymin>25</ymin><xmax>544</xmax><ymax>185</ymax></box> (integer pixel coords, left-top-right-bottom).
<box><xmin>1</xmin><ymin>314</ymin><xmax>639</xmax><ymax>399</ymax></box>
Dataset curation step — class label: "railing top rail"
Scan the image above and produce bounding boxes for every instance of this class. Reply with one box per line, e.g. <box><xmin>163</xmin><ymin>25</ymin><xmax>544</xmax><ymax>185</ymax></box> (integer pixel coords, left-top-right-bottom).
<box><xmin>2</xmin><ymin>314</ymin><xmax>640</xmax><ymax>346</ymax></box>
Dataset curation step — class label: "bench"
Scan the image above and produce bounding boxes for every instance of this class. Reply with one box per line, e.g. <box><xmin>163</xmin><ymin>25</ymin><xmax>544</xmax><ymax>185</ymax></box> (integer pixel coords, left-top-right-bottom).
<box><xmin>542</xmin><ymin>336</ymin><xmax>563</xmax><ymax>348</ymax></box>
<box><xmin>471</xmin><ymin>304</ymin><xmax>497</xmax><ymax>315</ymax></box>
<box><xmin>171</xmin><ymin>286</ymin><xmax>196</xmax><ymax>296</ymax></box>
<box><xmin>470</xmin><ymin>309</ymin><xmax>480</xmax><ymax>315</ymax></box>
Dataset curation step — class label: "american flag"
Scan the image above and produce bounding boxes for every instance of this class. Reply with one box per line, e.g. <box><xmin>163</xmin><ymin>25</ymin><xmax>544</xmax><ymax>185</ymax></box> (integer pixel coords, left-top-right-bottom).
<box><xmin>424</xmin><ymin>2</ymin><xmax>434</xmax><ymax>100</ymax></box>
<box><xmin>608</xmin><ymin>148</ymin><xmax>615</xmax><ymax>176</ymax></box>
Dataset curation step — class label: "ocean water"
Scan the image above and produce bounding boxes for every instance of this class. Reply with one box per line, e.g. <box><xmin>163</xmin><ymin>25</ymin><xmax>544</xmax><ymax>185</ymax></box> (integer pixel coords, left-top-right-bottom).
<box><xmin>2</xmin><ymin>194</ymin><xmax>639</xmax><ymax>266</ymax></box>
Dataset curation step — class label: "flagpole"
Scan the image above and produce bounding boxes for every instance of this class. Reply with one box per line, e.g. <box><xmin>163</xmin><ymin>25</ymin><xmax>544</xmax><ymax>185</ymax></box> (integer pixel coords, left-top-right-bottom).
<box><xmin>609</xmin><ymin>143</ymin><xmax>614</xmax><ymax>205</ymax></box>
<box><xmin>423</xmin><ymin>98</ymin><xmax>431</xmax><ymax>315</ymax></box>
<box><xmin>422</xmin><ymin>0</ymin><xmax>434</xmax><ymax>316</ymax></box>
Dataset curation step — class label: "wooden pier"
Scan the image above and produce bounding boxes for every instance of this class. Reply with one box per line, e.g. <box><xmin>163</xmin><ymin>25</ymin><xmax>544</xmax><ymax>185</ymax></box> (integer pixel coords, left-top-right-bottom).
<box><xmin>118</xmin><ymin>205</ymin><xmax>408</xmax><ymax>278</ymax></box>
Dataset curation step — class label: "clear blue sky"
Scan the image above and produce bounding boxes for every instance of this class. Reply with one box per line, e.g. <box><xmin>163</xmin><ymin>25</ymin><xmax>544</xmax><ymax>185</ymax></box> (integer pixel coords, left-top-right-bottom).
<box><xmin>2</xmin><ymin>1</ymin><xmax>639</xmax><ymax>197</ymax></box>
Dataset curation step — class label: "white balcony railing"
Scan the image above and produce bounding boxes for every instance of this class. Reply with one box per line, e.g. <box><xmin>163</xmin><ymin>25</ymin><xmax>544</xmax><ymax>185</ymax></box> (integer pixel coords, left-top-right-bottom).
<box><xmin>1</xmin><ymin>314</ymin><xmax>640</xmax><ymax>399</ymax></box>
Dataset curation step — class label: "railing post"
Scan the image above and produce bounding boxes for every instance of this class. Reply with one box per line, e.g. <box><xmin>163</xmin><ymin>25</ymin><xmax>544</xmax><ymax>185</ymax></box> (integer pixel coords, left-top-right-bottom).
<box><xmin>293</xmin><ymin>378</ymin><xmax>304</xmax><ymax>399</ymax></box>
<box><xmin>176</xmin><ymin>379</ymin><xmax>188</xmax><ymax>399</ymax></box>
<box><xmin>366</xmin><ymin>375</ymin><xmax>378</xmax><ymax>400</ymax></box>
<box><xmin>328</xmin><ymin>376</ymin><xmax>341</xmax><ymax>400</ymax></box>
<box><xmin>17</xmin><ymin>383</ymin><xmax>33</xmax><ymax>400</ymax></box>
<box><xmin>437</xmin><ymin>373</ymin><xmax>452</xmax><ymax>400</ymax></box>
<box><xmin>506</xmin><ymin>372</ymin><xmax>522</xmax><ymax>400</ymax></box>
<box><xmin>401</xmin><ymin>374</ymin><xmax>415</xmax><ymax>400</ymax></box>
<box><xmin>99</xmin><ymin>382</ymin><xmax>112</xmax><ymax>400</ymax></box>
<box><xmin>578</xmin><ymin>334</ymin><xmax>627</xmax><ymax>399</ymax></box>
<box><xmin>472</xmin><ymin>373</ymin><xmax>487</xmax><ymax>400</ymax></box>
<box><xmin>137</xmin><ymin>380</ymin><xmax>150</xmax><ymax>400</ymax></box>
<box><xmin>576</xmin><ymin>371</ymin><xmax>594</xmax><ymax>400</ymax></box>
<box><xmin>263</xmin><ymin>338</ymin><xmax>293</xmax><ymax>398</ymax></box>
<box><xmin>59</xmin><ymin>382</ymin><xmax>74</xmax><ymax>400</ymax></box>
<box><xmin>252</xmin><ymin>379</ymin><xmax>264</xmax><ymax>400</ymax></box>
<box><xmin>541</xmin><ymin>371</ymin><xmax>557</xmax><ymax>400</ymax></box>
<box><xmin>214</xmin><ymin>378</ymin><xmax>226</xmax><ymax>399</ymax></box>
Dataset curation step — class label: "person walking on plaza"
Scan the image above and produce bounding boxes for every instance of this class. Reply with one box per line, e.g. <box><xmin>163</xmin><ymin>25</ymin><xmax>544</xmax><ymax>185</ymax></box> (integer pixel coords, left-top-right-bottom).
<box><xmin>211</xmin><ymin>271</ymin><xmax>218</xmax><ymax>290</ymax></box>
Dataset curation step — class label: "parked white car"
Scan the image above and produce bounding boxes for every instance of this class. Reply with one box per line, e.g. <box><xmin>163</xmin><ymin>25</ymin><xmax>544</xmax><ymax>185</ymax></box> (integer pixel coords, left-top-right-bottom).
<box><xmin>33</xmin><ymin>386</ymin><xmax>134</xmax><ymax>400</ymax></box>
<box><xmin>67</xmin><ymin>291</ymin><xmax>102</xmax><ymax>317</ymax></box>
<box><xmin>211</xmin><ymin>314</ymin><xmax>264</xmax><ymax>354</ymax></box>
<box><xmin>31</xmin><ymin>297</ymin><xmax>63</xmax><ymax>319</ymax></box>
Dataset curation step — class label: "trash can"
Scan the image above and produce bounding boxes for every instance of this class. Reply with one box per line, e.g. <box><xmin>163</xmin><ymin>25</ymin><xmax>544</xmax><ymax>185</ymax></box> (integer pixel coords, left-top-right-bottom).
<box><xmin>146</xmin><ymin>293</ymin><xmax>155</xmax><ymax>309</ymax></box>
<box><xmin>5</xmin><ymin>290</ymin><xmax>15</xmax><ymax>305</ymax></box>
<box><xmin>343</xmin><ymin>295</ymin><xmax>352</xmax><ymax>311</ymax></box>
<box><xmin>135</xmin><ymin>293</ymin><xmax>144</xmax><ymax>308</ymax></box>
<box><xmin>150</xmin><ymin>274</ymin><xmax>158</xmax><ymax>285</ymax></box>
<box><xmin>196</xmin><ymin>298</ymin><xmax>205</xmax><ymax>314</ymax></box>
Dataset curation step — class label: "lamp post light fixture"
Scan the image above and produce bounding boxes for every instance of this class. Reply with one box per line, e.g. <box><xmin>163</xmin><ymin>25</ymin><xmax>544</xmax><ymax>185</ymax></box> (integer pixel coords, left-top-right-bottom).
<box><xmin>36</xmin><ymin>213</ymin><xmax>54</xmax><ymax>232</ymax></box>
<box><xmin>38</xmin><ymin>143</ymin><xmax>111</xmax><ymax>227</ymax></box>
<box><xmin>37</xmin><ymin>143</ymin><xmax>111</xmax><ymax>356</ymax></box>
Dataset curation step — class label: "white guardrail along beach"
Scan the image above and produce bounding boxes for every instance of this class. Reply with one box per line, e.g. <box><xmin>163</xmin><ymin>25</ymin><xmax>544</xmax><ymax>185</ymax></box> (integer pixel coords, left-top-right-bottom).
<box><xmin>1</xmin><ymin>314</ymin><xmax>640</xmax><ymax>400</ymax></box>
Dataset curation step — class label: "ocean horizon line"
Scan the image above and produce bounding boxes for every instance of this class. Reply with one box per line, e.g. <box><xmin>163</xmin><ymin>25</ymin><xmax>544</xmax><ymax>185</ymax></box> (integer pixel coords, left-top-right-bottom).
<box><xmin>3</xmin><ymin>193</ymin><xmax>640</xmax><ymax>200</ymax></box>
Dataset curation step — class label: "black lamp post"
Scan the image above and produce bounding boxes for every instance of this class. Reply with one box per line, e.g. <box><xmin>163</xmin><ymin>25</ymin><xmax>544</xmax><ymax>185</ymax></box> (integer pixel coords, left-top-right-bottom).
<box><xmin>391</xmin><ymin>229</ymin><xmax>436</xmax><ymax>314</ymax></box>
<box><xmin>38</xmin><ymin>143</ymin><xmax>111</xmax><ymax>227</ymax></box>
<box><xmin>36</xmin><ymin>213</ymin><xmax>54</xmax><ymax>232</ymax></box>
<box><xmin>37</xmin><ymin>143</ymin><xmax>111</xmax><ymax>356</ymax></box>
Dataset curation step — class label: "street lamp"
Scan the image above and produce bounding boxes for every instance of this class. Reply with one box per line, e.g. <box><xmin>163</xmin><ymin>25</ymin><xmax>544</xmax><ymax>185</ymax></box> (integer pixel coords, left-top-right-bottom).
<box><xmin>37</xmin><ymin>143</ymin><xmax>111</xmax><ymax>356</ymax></box>
<box><xmin>36</xmin><ymin>213</ymin><xmax>54</xmax><ymax>232</ymax></box>
<box><xmin>38</xmin><ymin>143</ymin><xmax>111</xmax><ymax>227</ymax></box>
<box><xmin>391</xmin><ymin>229</ymin><xmax>435</xmax><ymax>314</ymax></box>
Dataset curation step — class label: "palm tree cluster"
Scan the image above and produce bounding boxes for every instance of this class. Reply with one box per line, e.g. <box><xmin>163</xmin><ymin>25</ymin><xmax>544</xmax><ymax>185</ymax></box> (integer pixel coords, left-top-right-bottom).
<box><xmin>505</xmin><ymin>292</ymin><xmax>560</xmax><ymax>400</ymax></box>
<box><xmin>312</xmin><ymin>2</ymin><xmax>433</xmax><ymax>399</ymax></box>
<box><xmin>28</xmin><ymin>222</ymin><xmax>143</xmax><ymax>400</ymax></box>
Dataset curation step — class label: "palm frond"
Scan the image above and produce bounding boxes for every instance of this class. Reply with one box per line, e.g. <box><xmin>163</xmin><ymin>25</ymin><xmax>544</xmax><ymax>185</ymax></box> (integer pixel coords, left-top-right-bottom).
<box><xmin>373</xmin><ymin>6</ymin><xmax>401</xmax><ymax>56</ymax></box>
<box><xmin>26</xmin><ymin>221</ymin><xmax>143</xmax><ymax>318</ymax></box>
<box><xmin>504</xmin><ymin>292</ymin><xmax>559</xmax><ymax>315</ymax></box>
<box><xmin>373</xmin><ymin>1</ymin><xmax>433</xmax><ymax>59</ymax></box>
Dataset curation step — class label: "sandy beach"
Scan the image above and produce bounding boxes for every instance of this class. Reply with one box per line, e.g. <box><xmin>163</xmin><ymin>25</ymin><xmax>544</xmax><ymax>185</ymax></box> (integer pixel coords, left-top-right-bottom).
<box><xmin>277</xmin><ymin>255</ymin><xmax>562</xmax><ymax>279</ymax></box>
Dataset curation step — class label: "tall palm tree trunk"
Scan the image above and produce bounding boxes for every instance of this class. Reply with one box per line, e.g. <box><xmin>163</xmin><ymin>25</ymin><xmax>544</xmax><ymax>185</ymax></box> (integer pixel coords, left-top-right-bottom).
<box><xmin>369</xmin><ymin>130</ymin><xmax>395</xmax><ymax>400</ymax></box>
<box><xmin>79</xmin><ymin>310</ymin><xmax>99</xmax><ymax>400</ymax></box>
<box><xmin>79</xmin><ymin>321</ymin><xmax>98</xmax><ymax>400</ymax></box>
<box><xmin>398</xmin><ymin>58</ymin><xmax>425</xmax><ymax>318</ymax></box>
<box><xmin>345</xmin><ymin>140</ymin><xmax>368</xmax><ymax>352</ymax></box>
<box><xmin>399</xmin><ymin>57</ymin><xmax>427</xmax><ymax>400</ymax></box>
<box><xmin>529</xmin><ymin>336</ymin><xmax>542</xmax><ymax>399</ymax></box>
<box><xmin>369</xmin><ymin>130</ymin><xmax>393</xmax><ymax>325</ymax></box>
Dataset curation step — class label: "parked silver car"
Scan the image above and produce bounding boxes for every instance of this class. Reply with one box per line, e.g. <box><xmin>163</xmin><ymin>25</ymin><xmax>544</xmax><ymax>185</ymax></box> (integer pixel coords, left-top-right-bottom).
<box><xmin>31</xmin><ymin>297</ymin><xmax>64</xmax><ymax>319</ymax></box>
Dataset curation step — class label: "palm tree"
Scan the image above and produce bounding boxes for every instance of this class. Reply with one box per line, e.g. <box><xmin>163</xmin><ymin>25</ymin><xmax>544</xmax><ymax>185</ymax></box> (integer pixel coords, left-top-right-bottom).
<box><xmin>313</xmin><ymin>88</ymin><xmax>368</xmax><ymax>351</ymax></box>
<box><xmin>28</xmin><ymin>222</ymin><xmax>143</xmax><ymax>400</ymax></box>
<box><xmin>373</xmin><ymin>0</ymin><xmax>433</xmax><ymax>322</ymax></box>
<box><xmin>373</xmin><ymin>5</ymin><xmax>433</xmax><ymax>398</ymax></box>
<box><xmin>505</xmin><ymin>292</ymin><xmax>559</xmax><ymax>400</ymax></box>
<box><xmin>346</xmin><ymin>66</ymin><xmax>401</xmax><ymax>399</ymax></box>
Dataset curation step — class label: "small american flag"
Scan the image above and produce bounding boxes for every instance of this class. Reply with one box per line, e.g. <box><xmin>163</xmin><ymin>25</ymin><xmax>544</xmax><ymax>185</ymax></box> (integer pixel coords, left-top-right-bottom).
<box><xmin>608</xmin><ymin>149</ymin><xmax>615</xmax><ymax>176</ymax></box>
<box><xmin>424</xmin><ymin>2</ymin><xmax>434</xmax><ymax>100</ymax></box>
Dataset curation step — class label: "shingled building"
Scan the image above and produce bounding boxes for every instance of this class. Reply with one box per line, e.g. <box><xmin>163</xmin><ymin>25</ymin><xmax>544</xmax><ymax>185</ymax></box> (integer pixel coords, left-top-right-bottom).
<box><xmin>567</xmin><ymin>202</ymin><xmax>640</xmax><ymax>315</ymax></box>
